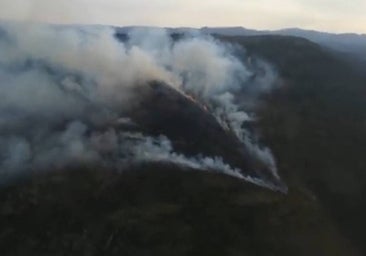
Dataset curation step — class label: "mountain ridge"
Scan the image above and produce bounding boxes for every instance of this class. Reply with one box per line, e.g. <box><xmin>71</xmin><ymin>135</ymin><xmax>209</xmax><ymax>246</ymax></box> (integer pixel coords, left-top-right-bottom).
<box><xmin>113</xmin><ymin>25</ymin><xmax>366</xmax><ymax>61</ymax></box>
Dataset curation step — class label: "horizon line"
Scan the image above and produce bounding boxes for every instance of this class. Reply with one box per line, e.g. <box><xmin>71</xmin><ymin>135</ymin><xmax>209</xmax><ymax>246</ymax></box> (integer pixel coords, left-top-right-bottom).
<box><xmin>1</xmin><ymin>18</ymin><xmax>365</xmax><ymax>36</ymax></box>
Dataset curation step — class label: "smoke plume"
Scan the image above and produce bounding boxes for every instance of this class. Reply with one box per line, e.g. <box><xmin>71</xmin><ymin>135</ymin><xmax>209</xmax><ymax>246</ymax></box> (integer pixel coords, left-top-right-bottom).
<box><xmin>0</xmin><ymin>22</ymin><xmax>284</xmax><ymax>191</ymax></box>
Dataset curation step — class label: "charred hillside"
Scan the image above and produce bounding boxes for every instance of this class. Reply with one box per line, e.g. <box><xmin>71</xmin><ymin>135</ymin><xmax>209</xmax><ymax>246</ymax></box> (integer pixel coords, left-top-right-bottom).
<box><xmin>128</xmin><ymin>81</ymin><xmax>275</xmax><ymax>182</ymax></box>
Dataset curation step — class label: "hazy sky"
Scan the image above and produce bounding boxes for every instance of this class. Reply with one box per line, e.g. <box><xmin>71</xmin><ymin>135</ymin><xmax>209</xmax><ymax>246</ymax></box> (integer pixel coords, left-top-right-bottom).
<box><xmin>1</xmin><ymin>0</ymin><xmax>365</xmax><ymax>33</ymax></box>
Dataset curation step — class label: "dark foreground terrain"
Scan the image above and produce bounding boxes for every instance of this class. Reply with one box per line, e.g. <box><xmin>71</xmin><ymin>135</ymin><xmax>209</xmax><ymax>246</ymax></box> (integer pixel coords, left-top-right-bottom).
<box><xmin>0</xmin><ymin>165</ymin><xmax>360</xmax><ymax>256</ymax></box>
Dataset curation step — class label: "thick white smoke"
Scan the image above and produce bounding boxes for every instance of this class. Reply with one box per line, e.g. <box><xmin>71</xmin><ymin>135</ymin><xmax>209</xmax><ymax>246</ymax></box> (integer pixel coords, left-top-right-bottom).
<box><xmin>0</xmin><ymin>22</ymin><xmax>282</xmax><ymax>190</ymax></box>
<box><xmin>122</xmin><ymin>134</ymin><xmax>282</xmax><ymax>191</ymax></box>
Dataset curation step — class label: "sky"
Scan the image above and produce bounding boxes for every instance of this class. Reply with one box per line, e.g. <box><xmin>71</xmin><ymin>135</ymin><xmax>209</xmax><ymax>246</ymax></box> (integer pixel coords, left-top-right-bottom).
<box><xmin>0</xmin><ymin>0</ymin><xmax>365</xmax><ymax>33</ymax></box>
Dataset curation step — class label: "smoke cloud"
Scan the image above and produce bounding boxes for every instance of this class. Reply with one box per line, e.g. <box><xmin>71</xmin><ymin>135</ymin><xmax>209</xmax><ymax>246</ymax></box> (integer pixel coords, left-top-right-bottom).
<box><xmin>122</xmin><ymin>134</ymin><xmax>281</xmax><ymax>191</ymax></box>
<box><xmin>0</xmin><ymin>22</ymin><xmax>284</xmax><ymax>191</ymax></box>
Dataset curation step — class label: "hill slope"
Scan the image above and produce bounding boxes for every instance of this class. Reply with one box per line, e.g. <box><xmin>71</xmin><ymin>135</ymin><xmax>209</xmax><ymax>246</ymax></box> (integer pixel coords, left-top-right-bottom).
<box><xmin>0</xmin><ymin>32</ymin><xmax>365</xmax><ymax>255</ymax></box>
<box><xmin>0</xmin><ymin>165</ymin><xmax>359</xmax><ymax>256</ymax></box>
<box><xmin>217</xmin><ymin>35</ymin><xmax>366</xmax><ymax>253</ymax></box>
<box><xmin>199</xmin><ymin>27</ymin><xmax>366</xmax><ymax>62</ymax></box>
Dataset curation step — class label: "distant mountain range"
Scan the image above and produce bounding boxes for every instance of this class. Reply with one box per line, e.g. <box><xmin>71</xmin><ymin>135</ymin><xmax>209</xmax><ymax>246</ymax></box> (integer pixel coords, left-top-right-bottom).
<box><xmin>115</xmin><ymin>26</ymin><xmax>366</xmax><ymax>61</ymax></box>
<box><xmin>202</xmin><ymin>27</ymin><xmax>366</xmax><ymax>57</ymax></box>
